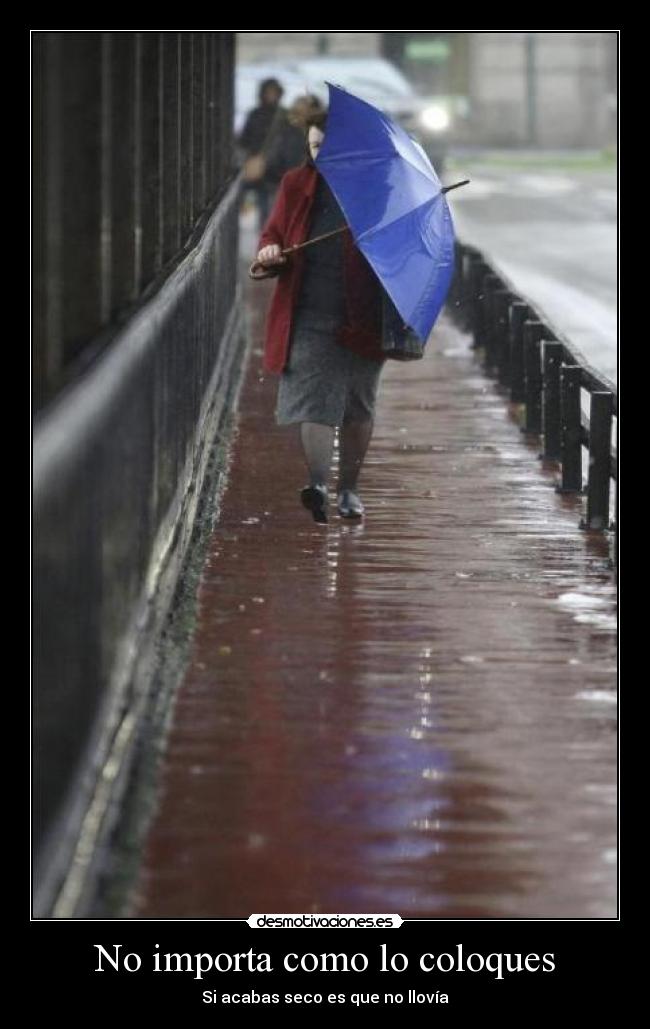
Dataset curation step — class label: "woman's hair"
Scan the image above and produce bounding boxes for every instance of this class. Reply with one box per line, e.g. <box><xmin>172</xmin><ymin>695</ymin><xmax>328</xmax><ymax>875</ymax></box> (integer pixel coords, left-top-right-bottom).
<box><xmin>288</xmin><ymin>93</ymin><xmax>324</xmax><ymax>127</ymax></box>
<box><xmin>304</xmin><ymin>110</ymin><xmax>328</xmax><ymax>165</ymax></box>
<box><xmin>305</xmin><ymin>110</ymin><xmax>328</xmax><ymax>133</ymax></box>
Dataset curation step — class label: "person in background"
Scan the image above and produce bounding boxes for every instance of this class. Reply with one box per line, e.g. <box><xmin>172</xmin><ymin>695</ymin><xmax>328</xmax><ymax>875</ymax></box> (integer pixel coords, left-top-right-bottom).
<box><xmin>238</xmin><ymin>77</ymin><xmax>287</xmax><ymax>228</ymax></box>
<box><xmin>264</xmin><ymin>94</ymin><xmax>325</xmax><ymax>188</ymax></box>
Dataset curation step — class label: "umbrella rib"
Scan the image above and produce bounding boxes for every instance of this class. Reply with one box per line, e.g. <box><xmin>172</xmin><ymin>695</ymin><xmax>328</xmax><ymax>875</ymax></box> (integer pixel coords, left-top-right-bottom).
<box><xmin>390</xmin><ymin>143</ymin><xmax>440</xmax><ymax>182</ymax></box>
<box><xmin>352</xmin><ymin>191</ymin><xmax>448</xmax><ymax>246</ymax></box>
<box><xmin>321</xmin><ymin>158</ymin><xmax>445</xmax><ymax>242</ymax></box>
<box><xmin>353</xmin><ymin>198</ymin><xmax>455</xmax><ymax>336</ymax></box>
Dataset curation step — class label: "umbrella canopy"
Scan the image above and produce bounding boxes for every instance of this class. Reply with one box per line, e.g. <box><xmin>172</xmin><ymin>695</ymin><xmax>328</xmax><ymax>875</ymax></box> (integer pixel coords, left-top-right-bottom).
<box><xmin>316</xmin><ymin>83</ymin><xmax>456</xmax><ymax>343</ymax></box>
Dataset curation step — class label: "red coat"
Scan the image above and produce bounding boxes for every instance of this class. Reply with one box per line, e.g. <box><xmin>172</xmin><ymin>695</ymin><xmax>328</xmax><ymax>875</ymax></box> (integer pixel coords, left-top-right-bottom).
<box><xmin>258</xmin><ymin>164</ymin><xmax>386</xmax><ymax>374</ymax></box>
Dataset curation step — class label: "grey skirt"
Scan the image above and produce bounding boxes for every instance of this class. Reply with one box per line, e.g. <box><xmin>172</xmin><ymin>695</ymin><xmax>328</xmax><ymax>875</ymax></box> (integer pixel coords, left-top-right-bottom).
<box><xmin>275</xmin><ymin>312</ymin><xmax>383</xmax><ymax>427</ymax></box>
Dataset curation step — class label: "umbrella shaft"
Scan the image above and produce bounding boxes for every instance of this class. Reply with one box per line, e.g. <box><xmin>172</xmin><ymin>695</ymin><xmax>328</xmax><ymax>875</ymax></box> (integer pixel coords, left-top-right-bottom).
<box><xmin>281</xmin><ymin>226</ymin><xmax>348</xmax><ymax>256</ymax></box>
<box><xmin>272</xmin><ymin>181</ymin><xmax>469</xmax><ymax>267</ymax></box>
<box><xmin>281</xmin><ymin>186</ymin><xmax>469</xmax><ymax>260</ymax></box>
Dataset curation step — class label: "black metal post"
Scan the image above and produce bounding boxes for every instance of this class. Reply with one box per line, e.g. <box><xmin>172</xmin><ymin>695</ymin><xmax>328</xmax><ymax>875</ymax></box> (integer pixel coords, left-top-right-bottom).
<box><xmin>180</xmin><ymin>31</ymin><xmax>194</xmax><ymax>244</ymax></box>
<box><xmin>584</xmin><ymin>392</ymin><xmax>614</xmax><ymax>530</ymax></box>
<box><xmin>523</xmin><ymin>321</ymin><xmax>544</xmax><ymax>434</ymax></box>
<box><xmin>558</xmin><ymin>365</ymin><xmax>583</xmax><ymax>493</ymax></box>
<box><xmin>192</xmin><ymin>31</ymin><xmax>208</xmax><ymax>219</ymax></box>
<box><xmin>464</xmin><ymin>253</ymin><xmax>482</xmax><ymax>337</ymax></box>
<box><xmin>207</xmin><ymin>33</ymin><xmax>216</xmax><ymax>200</ymax></box>
<box><xmin>483</xmin><ymin>273</ymin><xmax>501</xmax><ymax>370</ymax></box>
<box><xmin>61</xmin><ymin>32</ymin><xmax>103</xmax><ymax>363</ymax></box>
<box><xmin>452</xmin><ymin>245</ymin><xmax>466</xmax><ymax>323</ymax></box>
<box><xmin>447</xmin><ymin>241</ymin><xmax>463</xmax><ymax>310</ymax></box>
<box><xmin>493</xmin><ymin>289</ymin><xmax>512</xmax><ymax>385</ymax></box>
<box><xmin>542</xmin><ymin>341</ymin><xmax>564</xmax><ymax>460</ymax></box>
<box><xmin>140</xmin><ymin>31</ymin><xmax>162</xmax><ymax>287</ymax></box>
<box><xmin>471</xmin><ymin>262</ymin><xmax>490</xmax><ymax>349</ymax></box>
<box><xmin>133</xmin><ymin>32</ymin><xmax>143</xmax><ymax>296</ymax></box>
<box><xmin>509</xmin><ymin>302</ymin><xmax>529</xmax><ymax>402</ymax></box>
<box><xmin>161</xmin><ymin>32</ymin><xmax>181</xmax><ymax>262</ymax></box>
<box><xmin>613</xmin><ymin>477</ymin><xmax>618</xmax><ymax>568</ymax></box>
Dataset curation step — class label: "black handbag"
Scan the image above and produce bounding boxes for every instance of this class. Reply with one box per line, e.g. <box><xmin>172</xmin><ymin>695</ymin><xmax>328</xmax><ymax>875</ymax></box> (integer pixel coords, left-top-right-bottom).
<box><xmin>381</xmin><ymin>291</ymin><xmax>425</xmax><ymax>361</ymax></box>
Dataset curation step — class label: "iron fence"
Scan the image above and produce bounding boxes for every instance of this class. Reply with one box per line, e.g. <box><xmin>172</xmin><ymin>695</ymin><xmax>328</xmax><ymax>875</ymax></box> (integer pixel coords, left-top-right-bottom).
<box><xmin>33</xmin><ymin>31</ymin><xmax>244</xmax><ymax>915</ymax></box>
<box><xmin>33</xmin><ymin>31</ymin><xmax>236</xmax><ymax>412</ymax></box>
<box><xmin>448</xmin><ymin>241</ymin><xmax>617</xmax><ymax>560</ymax></box>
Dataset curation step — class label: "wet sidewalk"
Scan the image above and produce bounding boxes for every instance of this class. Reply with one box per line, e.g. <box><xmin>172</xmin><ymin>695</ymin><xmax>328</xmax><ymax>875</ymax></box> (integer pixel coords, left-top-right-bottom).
<box><xmin>131</xmin><ymin>275</ymin><xmax>617</xmax><ymax>919</ymax></box>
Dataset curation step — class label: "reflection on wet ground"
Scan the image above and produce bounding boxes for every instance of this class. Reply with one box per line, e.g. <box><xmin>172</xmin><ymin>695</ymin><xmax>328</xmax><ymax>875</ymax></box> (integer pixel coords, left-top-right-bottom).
<box><xmin>132</xmin><ymin>276</ymin><xmax>617</xmax><ymax>919</ymax></box>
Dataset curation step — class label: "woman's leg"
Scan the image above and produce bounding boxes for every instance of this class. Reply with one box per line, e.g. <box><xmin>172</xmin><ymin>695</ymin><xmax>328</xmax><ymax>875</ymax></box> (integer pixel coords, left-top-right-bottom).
<box><xmin>300</xmin><ymin>421</ymin><xmax>336</xmax><ymax>486</ymax></box>
<box><xmin>298</xmin><ymin>421</ymin><xmax>335</xmax><ymax>523</ymax></box>
<box><xmin>337</xmin><ymin>415</ymin><xmax>374</xmax><ymax>492</ymax></box>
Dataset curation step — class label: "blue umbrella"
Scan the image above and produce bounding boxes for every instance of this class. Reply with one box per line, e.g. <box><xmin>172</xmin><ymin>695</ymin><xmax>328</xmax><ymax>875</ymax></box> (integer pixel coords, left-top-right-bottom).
<box><xmin>316</xmin><ymin>83</ymin><xmax>465</xmax><ymax>343</ymax></box>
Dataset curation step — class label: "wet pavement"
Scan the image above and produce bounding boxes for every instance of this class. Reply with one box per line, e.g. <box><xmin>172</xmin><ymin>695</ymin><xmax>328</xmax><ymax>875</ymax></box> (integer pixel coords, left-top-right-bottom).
<box><xmin>131</xmin><ymin>272</ymin><xmax>617</xmax><ymax>919</ymax></box>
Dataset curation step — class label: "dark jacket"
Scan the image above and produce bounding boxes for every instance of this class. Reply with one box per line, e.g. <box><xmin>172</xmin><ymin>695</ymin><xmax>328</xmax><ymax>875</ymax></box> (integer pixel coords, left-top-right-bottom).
<box><xmin>238</xmin><ymin>104</ymin><xmax>286</xmax><ymax>156</ymax></box>
<box><xmin>264</xmin><ymin>123</ymin><xmax>308</xmax><ymax>184</ymax></box>
<box><xmin>258</xmin><ymin>164</ymin><xmax>386</xmax><ymax>375</ymax></box>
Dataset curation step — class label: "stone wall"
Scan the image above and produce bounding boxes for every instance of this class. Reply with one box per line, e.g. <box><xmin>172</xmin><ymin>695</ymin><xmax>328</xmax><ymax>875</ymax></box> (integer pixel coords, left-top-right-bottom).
<box><xmin>237</xmin><ymin>31</ymin><xmax>380</xmax><ymax>62</ymax></box>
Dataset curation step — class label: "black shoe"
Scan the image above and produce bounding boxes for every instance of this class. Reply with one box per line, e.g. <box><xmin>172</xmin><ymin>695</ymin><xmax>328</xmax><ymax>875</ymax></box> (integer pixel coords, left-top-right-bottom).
<box><xmin>337</xmin><ymin>489</ymin><xmax>364</xmax><ymax>519</ymax></box>
<box><xmin>300</xmin><ymin>484</ymin><xmax>328</xmax><ymax>523</ymax></box>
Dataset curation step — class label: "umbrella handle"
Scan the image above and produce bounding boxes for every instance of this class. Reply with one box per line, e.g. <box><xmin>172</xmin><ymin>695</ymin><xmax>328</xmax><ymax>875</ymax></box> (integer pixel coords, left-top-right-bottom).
<box><xmin>249</xmin><ymin>226</ymin><xmax>349</xmax><ymax>281</ymax></box>
<box><xmin>249</xmin><ymin>260</ymin><xmax>281</xmax><ymax>280</ymax></box>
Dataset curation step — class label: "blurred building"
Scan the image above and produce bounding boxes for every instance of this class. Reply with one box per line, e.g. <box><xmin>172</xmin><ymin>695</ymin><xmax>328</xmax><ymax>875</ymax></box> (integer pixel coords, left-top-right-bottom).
<box><xmin>237</xmin><ymin>31</ymin><xmax>380</xmax><ymax>60</ymax></box>
<box><xmin>384</xmin><ymin>31</ymin><xmax>617</xmax><ymax>148</ymax></box>
<box><xmin>238</xmin><ymin>31</ymin><xmax>617</xmax><ymax>148</ymax></box>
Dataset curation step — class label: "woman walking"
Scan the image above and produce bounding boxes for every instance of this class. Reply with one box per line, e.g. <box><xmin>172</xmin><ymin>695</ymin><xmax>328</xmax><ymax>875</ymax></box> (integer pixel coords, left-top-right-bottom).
<box><xmin>253</xmin><ymin>112</ymin><xmax>386</xmax><ymax>524</ymax></box>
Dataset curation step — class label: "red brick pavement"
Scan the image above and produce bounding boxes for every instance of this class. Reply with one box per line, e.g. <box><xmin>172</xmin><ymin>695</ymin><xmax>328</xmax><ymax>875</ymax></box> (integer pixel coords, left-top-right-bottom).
<box><xmin>132</xmin><ymin>277</ymin><xmax>617</xmax><ymax>919</ymax></box>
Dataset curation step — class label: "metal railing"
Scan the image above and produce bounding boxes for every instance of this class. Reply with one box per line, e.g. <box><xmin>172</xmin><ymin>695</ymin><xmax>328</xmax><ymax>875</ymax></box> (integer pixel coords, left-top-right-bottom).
<box><xmin>448</xmin><ymin>241</ymin><xmax>617</xmax><ymax>561</ymax></box>
<box><xmin>33</xmin><ymin>31</ymin><xmax>236</xmax><ymax>413</ymax></box>
<box><xmin>33</xmin><ymin>30</ymin><xmax>245</xmax><ymax>915</ymax></box>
